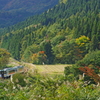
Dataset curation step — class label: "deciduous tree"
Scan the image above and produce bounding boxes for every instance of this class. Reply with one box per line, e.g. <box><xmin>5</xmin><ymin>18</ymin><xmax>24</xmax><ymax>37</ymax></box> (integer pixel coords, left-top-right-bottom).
<box><xmin>0</xmin><ymin>48</ymin><xmax>10</xmax><ymax>69</ymax></box>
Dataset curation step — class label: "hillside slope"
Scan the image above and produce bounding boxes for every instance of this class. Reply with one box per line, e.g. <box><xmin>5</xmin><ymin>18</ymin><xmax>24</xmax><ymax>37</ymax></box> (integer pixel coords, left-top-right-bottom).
<box><xmin>0</xmin><ymin>0</ymin><xmax>58</xmax><ymax>27</ymax></box>
<box><xmin>1</xmin><ymin>0</ymin><xmax>100</xmax><ymax>64</ymax></box>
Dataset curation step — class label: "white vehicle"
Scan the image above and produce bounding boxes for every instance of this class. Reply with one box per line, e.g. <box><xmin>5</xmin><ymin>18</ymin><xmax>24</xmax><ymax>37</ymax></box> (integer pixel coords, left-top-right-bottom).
<box><xmin>0</xmin><ymin>66</ymin><xmax>24</xmax><ymax>78</ymax></box>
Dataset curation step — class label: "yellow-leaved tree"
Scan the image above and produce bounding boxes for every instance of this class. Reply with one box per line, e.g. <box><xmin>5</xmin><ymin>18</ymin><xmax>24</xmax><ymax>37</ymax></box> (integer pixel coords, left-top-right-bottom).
<box><xmin>75</xmin><ymin>35</ymin><xmax>90</xmax><ymax>60</ymax></box>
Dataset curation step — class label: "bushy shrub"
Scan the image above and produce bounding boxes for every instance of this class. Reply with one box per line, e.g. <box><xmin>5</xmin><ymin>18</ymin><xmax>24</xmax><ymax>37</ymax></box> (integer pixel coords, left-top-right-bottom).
<box><xmin>12</xmin><ymin>73</ymin><xmax>27</xmax><ymax>87</ymax></box>
<box><xmin>79</xmin><ymin>66</ymin><xmax>100</xmax><ymax>84</ymax></box>
<box><xmin>76</xmin><ymin>50</ymin><xmax>100</xmax><ymax>84</ymax></box>
<box><xmin>77</xmin><ymin>50</ymin><xmax>100</xmax><ymax>67</ymax></box>
<box><xmin>64</xmin><ymin>65</ymin><xmax>81</xmax><ymax>81</ymax></box>
<box><xmin>0</xmin><ymin>73</ymin><xmax>100</xmax><ymax>100</ymax></box>
<box><xmin>77</xmin><ymin>50</ymin><xmax>100</xmax><ymax>75</ymax></box>
<box><xmin>51</xmin><ymin>35</ymin><xmax>65</xmax><ymax>46</ymax></box>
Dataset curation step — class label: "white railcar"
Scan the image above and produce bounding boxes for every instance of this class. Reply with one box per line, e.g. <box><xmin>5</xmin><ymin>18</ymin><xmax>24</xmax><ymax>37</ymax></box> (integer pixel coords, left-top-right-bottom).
<box><xmin>0</xmin><ymin>66</ymin><xmax>24</xmax><ymax>78</ymax></box>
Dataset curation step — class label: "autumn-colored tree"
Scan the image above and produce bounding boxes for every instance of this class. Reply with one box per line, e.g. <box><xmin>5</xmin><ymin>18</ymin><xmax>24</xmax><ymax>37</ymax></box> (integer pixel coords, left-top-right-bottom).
<box><xmin>75</xmin><ymin>35</ymin><xmax>90</xmax><ymax>59</ymax></box>
<box><xmin>79</xmin><ymin>66</ymin><xmax>100</xmax><ymax>84</ymax></box>
<box><xmin>0</xmin><ymin>48</ymin><xmax>10</xmax><ymax>69</ymax></box>
<box><xmin>31</xmin><ymin>51</ymin><xmax>47</xmax><ymax>64</ymax></box>
<box><xmin>75</xmin><ymin>35</ymin><xmax>90</xmax><ymax>46</ymax></box>
<box><xmin>38</xmin><ymin>51</ymin><xmax>47</xmax><ymax>64</ymax></box>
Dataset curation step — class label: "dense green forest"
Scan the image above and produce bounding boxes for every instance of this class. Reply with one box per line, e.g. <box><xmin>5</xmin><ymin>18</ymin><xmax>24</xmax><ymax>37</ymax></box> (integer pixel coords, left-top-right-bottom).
<box><xmin>0</xmin><ymin>0</ymin><xmax>100</xmax><ymax>99</ymax></box>
<box><xmin>0</xmin><ymin>0</ymin><xmax>100</xmax><ymax>64</ymax></box>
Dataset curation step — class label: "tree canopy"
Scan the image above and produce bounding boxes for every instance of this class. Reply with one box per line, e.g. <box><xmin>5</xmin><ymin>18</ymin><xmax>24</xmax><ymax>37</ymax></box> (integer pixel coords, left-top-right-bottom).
<box><xmin>0</xmin><ymin>48</ymin><xmax>10</xmax><ymax>69</ymax></box>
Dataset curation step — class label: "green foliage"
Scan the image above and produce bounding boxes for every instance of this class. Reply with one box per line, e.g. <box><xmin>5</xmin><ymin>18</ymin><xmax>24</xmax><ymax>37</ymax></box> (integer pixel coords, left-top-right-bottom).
<box><xmin>0</xmin><ymin>73</ymin><xmax>100</xmax><ymax>100</ymax></box>
<box><xmin>1</xmin><ymin>0</ymin><xmax>100</xmax><ymax>64</ymax></box>
<box><xmin>21</xmin><ymin>44</ymin><xmax>40</xmax><ymax>62</ymax></box>
<box><xmin>40</xmin><ymin>40</ymin><xmax>54</xmax><ymax>64</ymax></box>
<box><xmin>64</xmin><ymin>65</ymin><xmax>81</xmax><ymax>81</ymax></box>
<box><xmin>77</xmin><ymin>50</ymin><xmax>100</xmax><ymax>67</ymax></box>
<box><xmin>51</xmin><ymin>35</ymin><xmax>65</xmax><ymax>46</ymax></box>
<box><xmin>75</xmin><ymin>35</ymin><xmax>90</xmax><ymax>60</ymax></box>
<box><xmin>57</xmin><ymin>83</ymin><xmax>100</xmax><ymax>100</ymax></box>
<box><xmin>76</xmin><ymin>50</ymin><xmax>100</xmax><ymax>84</ymax></box>
<box><xmin>31</xmin><ymin>51</ymin><xmax>47</xmax><ymax>64</ymax></box>
<box><xmin>53</xmin><ymin>39</ymin><xmax>77</xmax><ymax>64</ymax></box>
<box><xmin>12</xmin><ymin>73</ymin><xmax>27</xmax><ymax>87</ymax></box>
<box><xmin>79</xmin><ymin>66</ymin><xmax>100</xmax><ymax>84</ymax></box>
<box><xmin>59</xmin><ymin>0</ymin><xmax>67</xmax><ymax>4</ymax></box>
<box><xmin>0</xmin><ymin>48</ymin><xmax>10</xmax><ymax>69</ymax></box>
<box><xmin>0</xmin><ymin>0</ymin><xmax>100</xmax><ymax>98</ymax></box>
<box><xmin>73</xmin><ymin>50</ymin><xmax>100</xmax><ymax>84</ymax></box>
<box><xmin>89</xmin><ymin>34</ymin><xmax>100</xmax><ymax>51</ymax></box>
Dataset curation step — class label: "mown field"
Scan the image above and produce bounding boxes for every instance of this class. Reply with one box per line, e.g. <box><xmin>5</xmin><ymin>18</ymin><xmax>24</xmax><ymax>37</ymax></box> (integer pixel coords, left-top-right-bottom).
<box><xmin>35</xmin><ymin>64</ymin><xmax>70</xmax><ymax>74</ymax></box>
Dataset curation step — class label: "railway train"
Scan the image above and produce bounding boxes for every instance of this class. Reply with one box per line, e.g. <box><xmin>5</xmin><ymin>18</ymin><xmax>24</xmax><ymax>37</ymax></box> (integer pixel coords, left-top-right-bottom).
<box><xmin>0</xmin><ymin>66</ymin><xmax>24</xmax><ymax>79</ymax></box>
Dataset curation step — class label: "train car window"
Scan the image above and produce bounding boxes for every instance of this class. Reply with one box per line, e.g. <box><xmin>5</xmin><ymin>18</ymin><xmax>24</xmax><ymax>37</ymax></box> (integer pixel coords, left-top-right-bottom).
<box><xmin>0</xmin><ymin>71</ymin><xmax>7</xmax><ymax>74</ymax></box>
<box><xmin>0</xmin><ymin>71</ymin><xmax>4</xmax><ymax>74</ymax></box>
<box><xmin>4</xmin><ymin>71</ymin><xmax>7</xmax><ymax>74</ymax></box>
<box><xmin>9</xmin><ymin>69</ymin><xmax>16</xmax><ymax>74</ymax></box>
<box><xmin>19</xmin><ymin>68</ymin><xmax>23</xmax><ymax>71</ymax></box>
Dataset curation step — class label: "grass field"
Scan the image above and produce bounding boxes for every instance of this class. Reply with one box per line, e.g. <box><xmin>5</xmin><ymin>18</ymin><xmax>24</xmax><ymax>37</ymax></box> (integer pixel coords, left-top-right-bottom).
<box><xmin>35</xmin><ymin>64</ymin><xmax>71</xmax><ymax>74</ymax></box>
<box><xmin>23</xmin><ymin>63</ymin><xmax>71</xmax><ymax>75</ymax></box>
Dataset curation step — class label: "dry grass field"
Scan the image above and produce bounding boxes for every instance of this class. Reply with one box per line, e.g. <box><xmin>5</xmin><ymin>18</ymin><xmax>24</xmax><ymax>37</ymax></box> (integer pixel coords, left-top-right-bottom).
<box><xmin>35</xmin><ymin>64</ymin><xmax>71</xmax><ymax>74</ymax></box>
<box><xmin>22</xmin><ymin>63</ymin><xmax>70</xmax><ymax>75</ymax></box>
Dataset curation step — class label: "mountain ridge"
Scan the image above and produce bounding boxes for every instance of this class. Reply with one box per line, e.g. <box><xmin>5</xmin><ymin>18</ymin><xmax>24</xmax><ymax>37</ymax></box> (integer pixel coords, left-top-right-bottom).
<box><xmin>0</xmin><ymin>0</ymin><xmax>59</xmax><ymax>27</ymax></box>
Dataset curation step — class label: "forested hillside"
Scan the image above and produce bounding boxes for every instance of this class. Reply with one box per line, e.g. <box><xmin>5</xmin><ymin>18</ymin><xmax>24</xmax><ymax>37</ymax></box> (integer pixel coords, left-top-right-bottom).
<box><xmin>0</xmin><ymin>1</ymin><xmax>100</xmax><ymax>99</ymax></box>
<box><xmin>1</xmin><ymin>0</ymin><xmax>100</xmax><ymax>64</ymax></box>
<box><xmin>0</xmin><ymin>0</ymin><xmax>58</xmax><ymax>27</ymax></box>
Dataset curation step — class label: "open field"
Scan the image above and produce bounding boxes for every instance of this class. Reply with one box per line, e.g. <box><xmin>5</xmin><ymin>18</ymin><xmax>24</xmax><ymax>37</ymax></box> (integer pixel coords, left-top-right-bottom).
<box><xmin>7</xmin><ymin>58</ymin><xmax>71</xmax><ymax>74</ymax></box>
<box><xmin>35</xmin><ymin>64</ymin><xmax>71</xmax><ymax>74</ymax></box>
